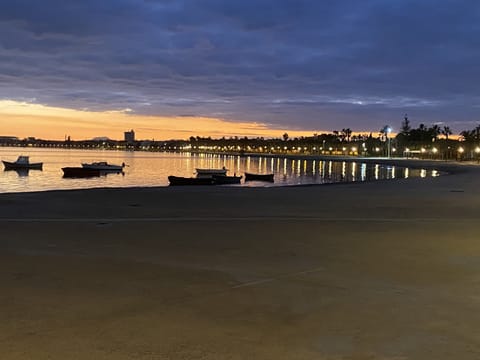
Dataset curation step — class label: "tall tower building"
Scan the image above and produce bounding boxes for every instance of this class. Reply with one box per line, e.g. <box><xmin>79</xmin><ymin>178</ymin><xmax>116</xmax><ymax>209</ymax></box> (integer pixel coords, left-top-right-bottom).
<box><xmin>124</xmin><ymin>129</ymin><xmax>135</xmax><ymax>144</ymax></box>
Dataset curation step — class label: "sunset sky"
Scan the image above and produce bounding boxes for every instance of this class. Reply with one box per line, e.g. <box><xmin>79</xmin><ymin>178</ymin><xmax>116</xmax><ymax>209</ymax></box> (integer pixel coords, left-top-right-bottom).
<box><xmin>1</xmin><ymin>0</ymin><xmax>480</xmax><ymax>140</ymax></box>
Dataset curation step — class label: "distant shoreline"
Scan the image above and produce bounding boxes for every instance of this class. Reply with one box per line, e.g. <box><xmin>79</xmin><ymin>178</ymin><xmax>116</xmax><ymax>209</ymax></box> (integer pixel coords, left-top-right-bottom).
<box><xmin>2</xmin><ymin>145</ymin><xmax>468</xmax><ymax>167</ymax></box>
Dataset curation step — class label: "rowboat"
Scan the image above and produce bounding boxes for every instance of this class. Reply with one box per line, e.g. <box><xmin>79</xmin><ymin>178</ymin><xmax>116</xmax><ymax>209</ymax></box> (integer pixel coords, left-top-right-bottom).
<box><xmin>196</xmin><ymin>167</ymin><xmax>227</xmax><ymax>178</ymax></box>
<box><xmin>81</xmin><ymin>161</ymin><xmax>125</xmax><ymax>171</ymax></box>
<box><xmin>62</xmin><ymin>167</ymin><xmax>102</xmax><ymax>178</ymax></box>
<box><xmin>2</xmin><ymin>156</ymin><xmax>43</xmax><ymax>170</ymax></box>
<box><xmin>212</xmin><ymin>174</ymin><xmax>242</xmax><ymax>184</ymax></box>
<box><xmin>168</xmin><ymin>176</ymin><xmax>215</xmax><ymax>186</ymax></box>
<box><xmin>244</xmin><ymin>172</ymin><xmax>274</xmax><ymax>182</ymax></box>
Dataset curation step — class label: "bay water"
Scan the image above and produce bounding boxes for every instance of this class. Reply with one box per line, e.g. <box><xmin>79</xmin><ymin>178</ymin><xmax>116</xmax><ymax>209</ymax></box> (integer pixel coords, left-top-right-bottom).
<box><xmin>0</xmin><ymin>148</ymin><xmax>437</xmax><ymax>193</ymax></box>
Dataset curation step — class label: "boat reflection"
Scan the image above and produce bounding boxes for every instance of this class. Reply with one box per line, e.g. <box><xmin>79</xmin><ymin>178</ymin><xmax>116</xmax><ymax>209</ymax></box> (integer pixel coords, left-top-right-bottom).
<box><xmin>4</xmin><ymin>168</ymin><xmax>31</xmax><ymax>177</ymax></box>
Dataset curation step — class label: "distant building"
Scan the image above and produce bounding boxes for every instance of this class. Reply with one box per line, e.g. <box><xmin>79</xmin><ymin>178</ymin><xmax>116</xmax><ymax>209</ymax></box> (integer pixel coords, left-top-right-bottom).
<box><xmin>124</xmin><ymin>129</ymin><xmax>135</xmax><ymax>144</ymax></box>
<box><xmin>0</xmin><ymin>136</ymin><xmax>19</xmax><ymax>141</ymax></box>
<box><xmin>0</xmin><ymin>136</ymin><xmax>20</xmax><ymax>146</ymax></box>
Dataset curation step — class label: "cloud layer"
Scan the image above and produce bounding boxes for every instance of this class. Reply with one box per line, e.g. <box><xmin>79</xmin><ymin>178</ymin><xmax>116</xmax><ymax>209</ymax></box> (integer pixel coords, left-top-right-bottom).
<box><xmin>1</xmin><ymin>0</ymin><xmax>480</xmax><ymax>133</ymax></box>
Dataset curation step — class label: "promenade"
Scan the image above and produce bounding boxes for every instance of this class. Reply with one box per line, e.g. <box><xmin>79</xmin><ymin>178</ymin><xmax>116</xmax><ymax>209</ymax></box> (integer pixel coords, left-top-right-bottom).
<box><xmin>1</xmin><ymin>160</ymin><xmax>480</xmax><ymax>359</ymax></box>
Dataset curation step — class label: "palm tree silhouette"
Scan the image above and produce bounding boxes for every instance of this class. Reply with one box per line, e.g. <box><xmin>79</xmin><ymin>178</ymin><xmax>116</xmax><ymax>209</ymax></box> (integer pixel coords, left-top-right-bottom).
<box><xmin>342</xmin><ymin>128</ymin><xmax>352</xmax><ymax>142</ymax></box>
<box><xmin>441</xmin><ymin>126</ymin><xmax>452</xmax><ymax>140</ymax></box>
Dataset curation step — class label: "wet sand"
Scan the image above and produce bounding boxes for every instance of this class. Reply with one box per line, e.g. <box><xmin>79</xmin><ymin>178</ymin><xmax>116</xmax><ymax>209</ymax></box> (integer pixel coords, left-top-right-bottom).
<box><xmin>1</xmin><ymin>160</ymin><xmax>480</xmax><ymax>359</ymax></box>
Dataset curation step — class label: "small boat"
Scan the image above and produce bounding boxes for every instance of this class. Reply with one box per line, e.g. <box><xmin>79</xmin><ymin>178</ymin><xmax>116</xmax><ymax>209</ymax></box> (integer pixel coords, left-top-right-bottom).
<box><xmin>168</xmin><ymin>175</ymin><xmax>215</xmax><ymax>186</ymax></box>
<box><xmin>212</xmin><ymin>174</ymin><xmax>242</xmax><ymax>185</ymax></box>
<box><xmin>2</xmin><ymin>156</ymin><xmax>43</xmax><ymax>170</ymax></box>
<box><xmin>196</xmin><ymin>167</ymin><xmax>228</xmax><ymax>178</ymax></box>
<box><xmin>244</xmin><ymin>172</ymin><xmax>274</xmax><ymax>182</ymax></box>
<box><xmin>62</xmin><ymin>167</ymin><xmax>102</xmax><ymax>178</ymax></box>
<box><xmin>81</xmin><ymin>161</ymin><xmax>125</xmax><ymax>171</ymax></box>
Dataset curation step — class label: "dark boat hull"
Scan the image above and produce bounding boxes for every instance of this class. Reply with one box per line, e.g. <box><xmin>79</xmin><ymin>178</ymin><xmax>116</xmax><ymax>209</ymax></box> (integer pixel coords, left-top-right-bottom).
<box><xmin>244</xmin><ymin>172</ymin><xmax>274</xmax><ymax>182</ymax></box>
<box><xmin>81</xmin><ymin>162</ymin><xmax>124</xmax><ymax>171</ymax></box>
<box><xmin>62</xmin><ymin>167</ymin><xmax>102</xmax><ymax>178</ymax></box>
<box><xmin>168</xmin><ymin>176</ymin><xmax>215</xmax><ymax>186</ymax></box>
<box><xmin>2</xmin><ymin>161</ymin><xmax>43</xmax><ymax>170</ymax></box>
<box><xmin>212</xmin><ymin>175</ymin><xmax>242</xmax><ymax>184</ymax></box>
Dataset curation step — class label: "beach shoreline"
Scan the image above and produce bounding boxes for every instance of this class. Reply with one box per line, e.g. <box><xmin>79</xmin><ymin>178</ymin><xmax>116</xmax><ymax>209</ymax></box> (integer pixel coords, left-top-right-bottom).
<box><xmin>1</xmin><ymin>159</ymin><xmax>480</xmax><ymax>359</ymax></box>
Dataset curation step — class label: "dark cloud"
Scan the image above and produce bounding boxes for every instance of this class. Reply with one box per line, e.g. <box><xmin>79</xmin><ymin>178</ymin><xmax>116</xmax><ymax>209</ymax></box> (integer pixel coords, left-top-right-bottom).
<box><xmin>1</xmin><ymin>0</ymin><xmax>480</xmax><ymax>133</ymax></box>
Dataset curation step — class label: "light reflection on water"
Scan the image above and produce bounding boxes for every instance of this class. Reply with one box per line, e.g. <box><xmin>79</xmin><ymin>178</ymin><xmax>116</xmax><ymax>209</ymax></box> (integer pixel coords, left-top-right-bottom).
<box><xmin>0</xmin><ymin>148</ymin><xmax>440</xmax><ymax>193</ymax></box>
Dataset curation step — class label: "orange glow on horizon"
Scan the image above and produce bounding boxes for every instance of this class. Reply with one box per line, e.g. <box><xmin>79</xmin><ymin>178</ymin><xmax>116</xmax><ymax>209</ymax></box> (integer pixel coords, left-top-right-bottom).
<box><xmin>0</xmin><ymin>100</ymin><xmax>326</xmax><ymax>141</ymax></box>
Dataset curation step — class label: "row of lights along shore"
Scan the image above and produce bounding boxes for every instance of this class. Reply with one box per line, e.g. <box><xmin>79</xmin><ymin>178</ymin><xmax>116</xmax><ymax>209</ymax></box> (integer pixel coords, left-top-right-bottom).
<box><xmin>7</xmin><ymin>142</ymin><xmax>480</xmax><ymax>157</ymax></box>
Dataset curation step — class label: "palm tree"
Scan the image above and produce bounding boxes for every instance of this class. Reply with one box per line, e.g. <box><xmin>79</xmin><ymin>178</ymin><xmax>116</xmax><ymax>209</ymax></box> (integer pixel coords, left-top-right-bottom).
<box><xmin>401</xmin><ymin>114</ymin><xmax>411</xmax><ymax>135</ymax></box>
<box><xmin>441</xmin><ymin>126</ymin><xmax>452</xmax><ymax>140</ymax></box>
<box><xmin>342</xmin><ymin>128</ymin><xmax>352</xmax><ymax>142</ymax></box>
<box><xmin>430</xmin><ymin>124</ymin><xmax>441</xmax><ymax>141</ymax></box>
<box><xmin>460</xmin><ymin>130</ymin><xmax>475</xmax><ymax>142</ymax></box>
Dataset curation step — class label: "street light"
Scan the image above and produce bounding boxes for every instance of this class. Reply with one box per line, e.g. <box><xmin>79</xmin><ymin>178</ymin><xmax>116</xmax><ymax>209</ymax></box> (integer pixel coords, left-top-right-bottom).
<box><xmin>386</xmin><ymin>126</ymin><xmax>392</xmax><ymax>158</ymax></box>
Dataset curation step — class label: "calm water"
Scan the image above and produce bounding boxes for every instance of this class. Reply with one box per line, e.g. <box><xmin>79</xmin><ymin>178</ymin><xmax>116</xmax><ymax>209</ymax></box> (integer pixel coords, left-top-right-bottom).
<box><xmin>0</xmin><ymin>148</ymin><xmax>439</xmax><ymax>193</ymax></box>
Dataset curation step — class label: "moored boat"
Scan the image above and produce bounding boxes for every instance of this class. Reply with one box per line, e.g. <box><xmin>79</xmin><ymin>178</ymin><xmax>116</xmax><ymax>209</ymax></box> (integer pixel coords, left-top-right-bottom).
<box><xmin>81</xmin><ymin>161</ymin><xmax>125</xmax><ymax>171</ymax></box>
<box><xmin>2</xmin><ymin>156</ymin><xmax>43</xmax><ymax>170</ymax></box>
<box><xmin>62</xmin><ymin>167</ymin><xmax>102</xmax><ymax>178</ymax></box>
<box><xmin>244</xmin><ymin>172</ymin><xmax>274</xmax><ymax>182</ymax></box>
<box><xmin>196</xmin><ymin>167</ymin><xmax>228</xmax><ymax>178</ymax></box>
<box><xmin>212</xmin><ymin>174</ymin><xmax>242</xmax><ymax>184</ymax></box>
<box><xmin>168</xmin><ymin>175</ymin><xmax>215</xmax><ymax>186</ymax></box>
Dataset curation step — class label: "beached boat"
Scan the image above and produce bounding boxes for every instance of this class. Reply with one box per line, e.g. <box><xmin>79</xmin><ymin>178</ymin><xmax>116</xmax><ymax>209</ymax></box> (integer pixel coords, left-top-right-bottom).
<box><xmin>244</xmin><ymin>172</ymin><xmax>274</xmax><ymax>182</ymax></box>
<box><xmin>168</xmin><ymin>175</ymin><xmax>215</xmax><ymax>186</ymax></box>
<box><xmin>212</xmin><ymin>174</ymin><xmax>242</xmax><ymax>184</ymax></box>
<box><xmin>2</xmin><ymin>156</ymin><xmax>43</xmax><ymax>170</ymax></box>
<box><xmin>196</xmin><ymin>167</ymin><xmax>228</xmax><ymax>178</ymax></box>
<box><xmin>62</xmin><ymin>167</ymin><xmax>102</xmax><ymax>178</ymax></box>
<box><xmin>81</xmin><ymin>161</ymin><xmax>125</xmax><ymax>171</ymax></box>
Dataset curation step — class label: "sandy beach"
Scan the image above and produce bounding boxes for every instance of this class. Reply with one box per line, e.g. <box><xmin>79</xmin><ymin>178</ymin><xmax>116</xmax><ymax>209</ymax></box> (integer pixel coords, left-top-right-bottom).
<box><xmin>1</xmin><ymin>159</ymin><xmax>480</xmax><ymax>359</ymax></box>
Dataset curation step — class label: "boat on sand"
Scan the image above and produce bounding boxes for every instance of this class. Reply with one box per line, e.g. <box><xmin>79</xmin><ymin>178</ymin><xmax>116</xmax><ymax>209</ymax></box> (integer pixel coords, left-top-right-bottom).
<box><xmin>196</xmin><ymin>167</ymin><xmax>227</xmax><ymax>178</ymax></box>
<box><xmin>170</xmin><ymin>166</ymin><xmax>242</xmax><ymax>185</ymax></box>
<box><xmin>244</xmin><ymin>172</ymin><xmax>274</xmax><ymax>182</ymax></box>
<box><xmin>212</xmin><ymin>174</ymin><xmax>242</xmax><ymax>184</ymax></box>
<box><xmin>168</xmin><ymin>176</ymin><xmax>215</xmax><ymax>186</ymax></box>
<box><xmin>169</xmin><ymin>174</ymin><xmax>242</xmax><ymax>185</ymax></box>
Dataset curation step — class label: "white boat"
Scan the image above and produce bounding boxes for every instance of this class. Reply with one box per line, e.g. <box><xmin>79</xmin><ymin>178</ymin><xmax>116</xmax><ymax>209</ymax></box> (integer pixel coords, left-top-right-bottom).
<box><xmin>2</xmin><ymin>156</ymin><xmax>43</xmax><ymax>170</ymax></box>
<box><xmin>81</xmin><ymin>161</ymin><xmax>125</xmax><ymax>171</ymax></box>
<box><xmin>196</xmin><ymin>167</ymin><xmax>228</xmax><ymax>178</ymax></box>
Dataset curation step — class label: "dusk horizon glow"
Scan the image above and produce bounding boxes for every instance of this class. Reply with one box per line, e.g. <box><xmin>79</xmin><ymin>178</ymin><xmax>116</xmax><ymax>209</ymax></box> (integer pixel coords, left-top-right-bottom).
<box><xmin>1</xmin><ymin>1</ymin><xmax>480</xmax><ymax>139</ymax></box>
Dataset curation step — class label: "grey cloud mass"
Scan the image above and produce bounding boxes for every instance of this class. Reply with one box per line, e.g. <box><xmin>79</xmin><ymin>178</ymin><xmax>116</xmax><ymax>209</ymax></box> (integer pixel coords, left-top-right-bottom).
<box><xmin>1</xmin><ymin>0</ymin><xmax>480</xmax><ymax>133</ymax></box>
